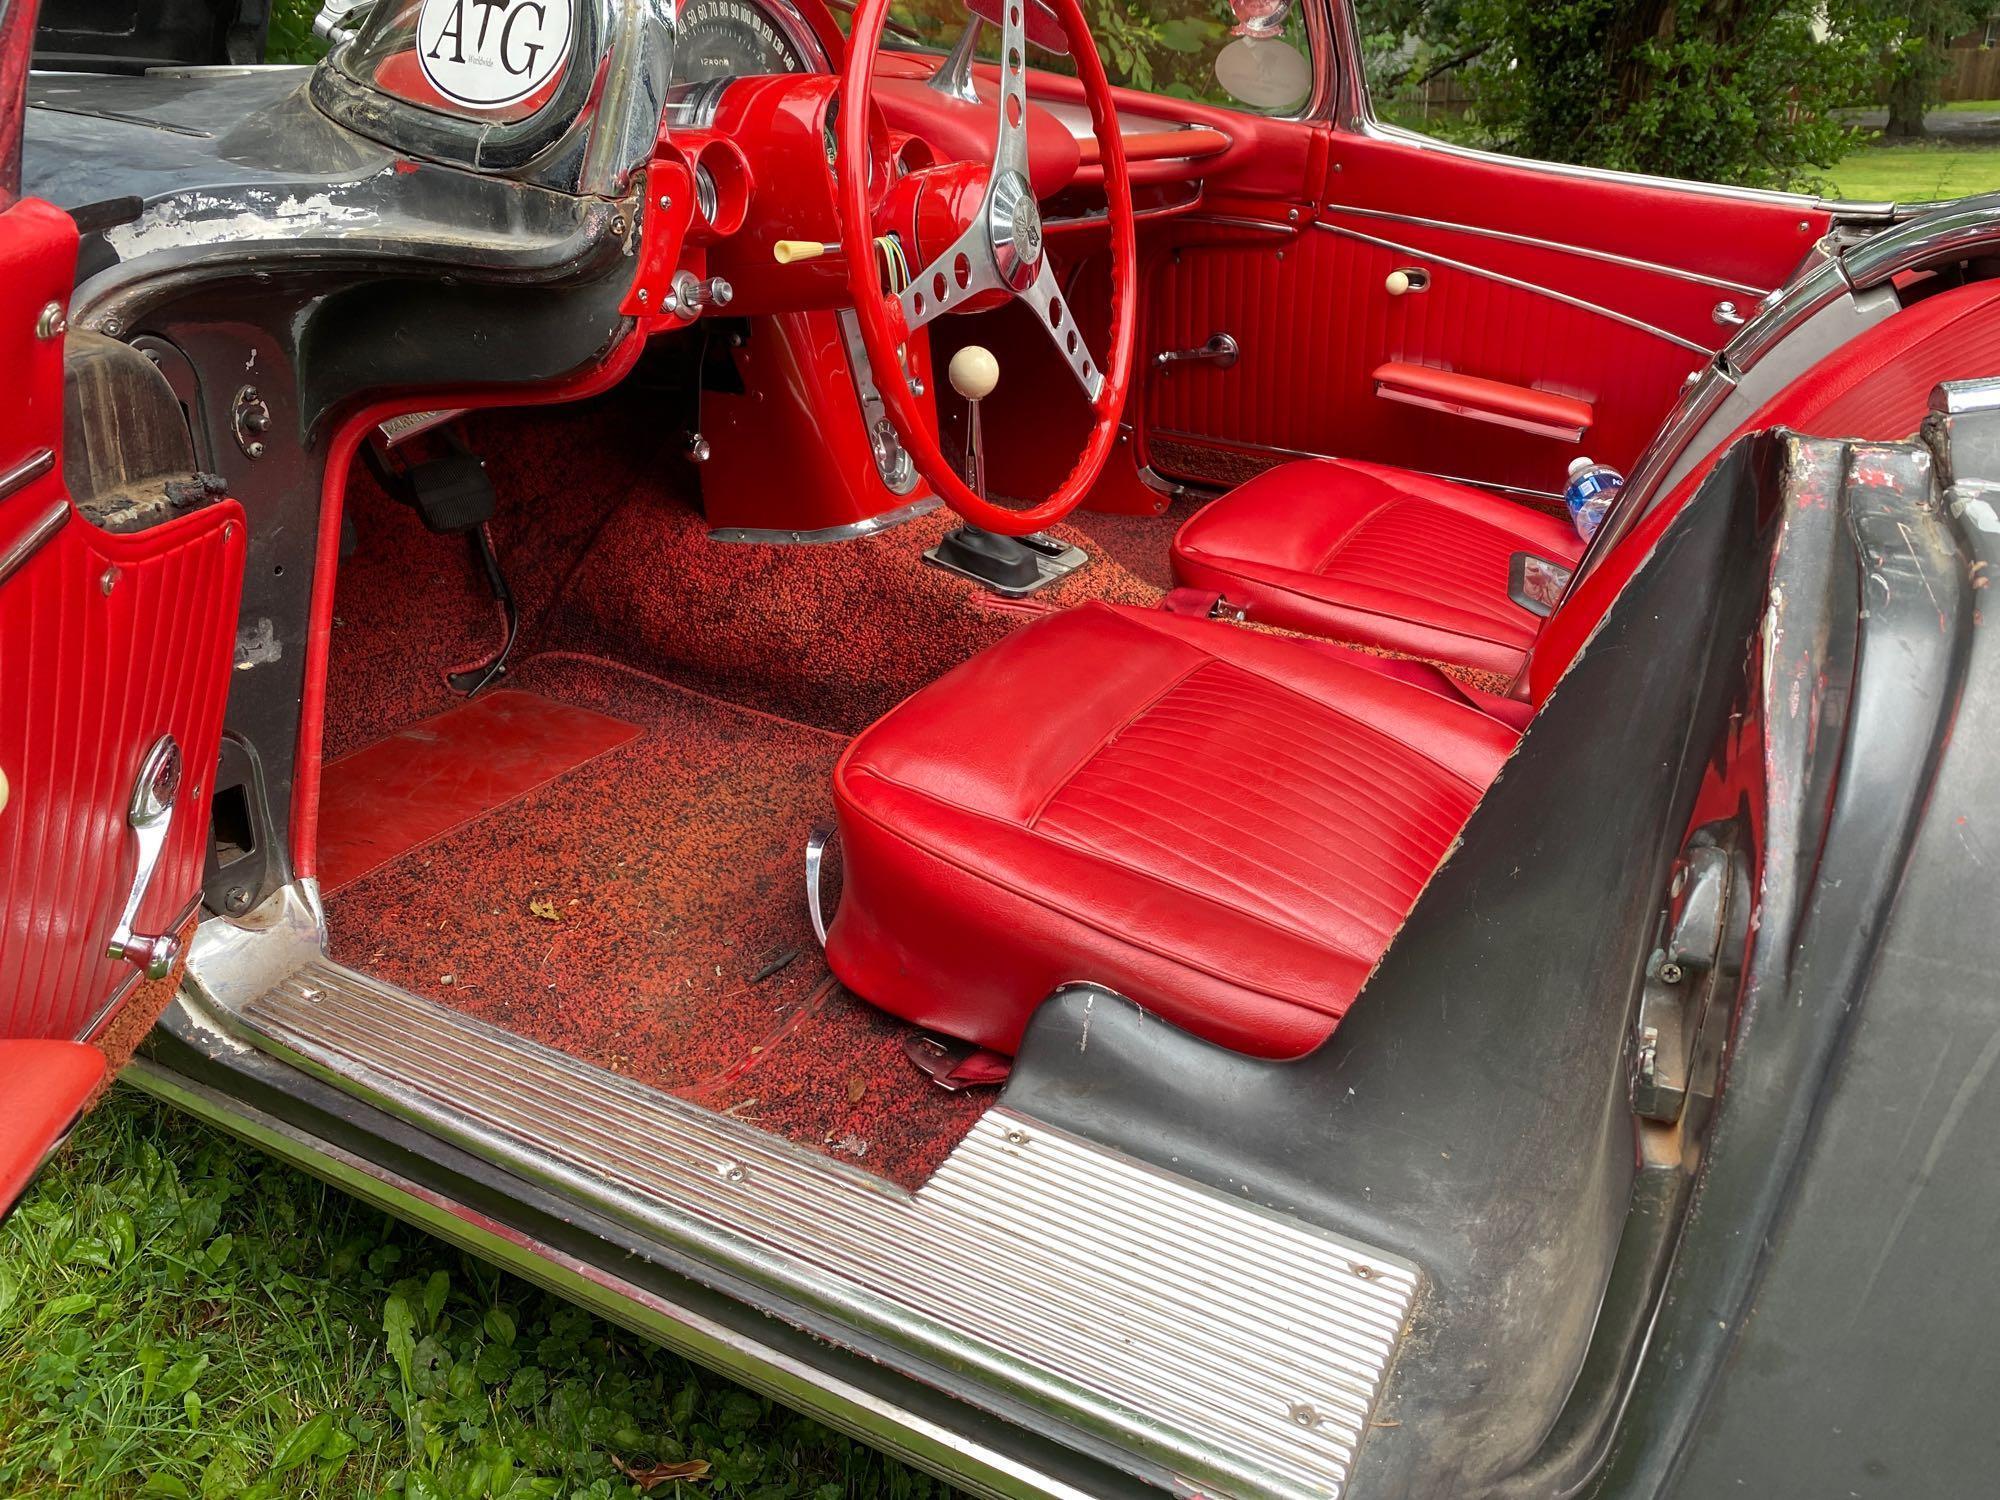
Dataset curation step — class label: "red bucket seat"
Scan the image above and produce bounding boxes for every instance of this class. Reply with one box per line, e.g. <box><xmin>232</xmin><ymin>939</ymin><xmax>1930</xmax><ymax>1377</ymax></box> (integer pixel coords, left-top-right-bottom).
<box><xmin>1170</xmin><ymin>278</ymin><xmax>2000</xmax><ymax>676</ymax></box>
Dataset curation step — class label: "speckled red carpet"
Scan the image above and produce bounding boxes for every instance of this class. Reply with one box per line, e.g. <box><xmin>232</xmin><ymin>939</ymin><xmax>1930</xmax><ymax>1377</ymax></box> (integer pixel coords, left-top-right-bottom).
<box><xmin>317</xmin><ymin>395</ymin><xmax>1190</xmax><ymax>1186</ymax></box>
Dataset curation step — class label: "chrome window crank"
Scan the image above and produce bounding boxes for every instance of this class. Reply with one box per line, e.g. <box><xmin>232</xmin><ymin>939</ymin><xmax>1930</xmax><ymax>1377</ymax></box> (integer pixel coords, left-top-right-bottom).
<box><xmin>1154</xmin><ymin>332</ymin><xmax>1240</xmax><ymax>369</ymax></box>
<box><xmin>106</xmin><ymin>735</ymin><xmax>184</xmax><ymax>981</ymax></box>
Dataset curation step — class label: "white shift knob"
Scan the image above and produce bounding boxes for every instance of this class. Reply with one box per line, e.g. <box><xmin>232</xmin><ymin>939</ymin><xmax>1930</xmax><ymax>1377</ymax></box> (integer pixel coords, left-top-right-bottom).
<box><xmin>948</xmin><ymin>344</ymin><xmax>1000</xmax><ymax>402</ymax></box>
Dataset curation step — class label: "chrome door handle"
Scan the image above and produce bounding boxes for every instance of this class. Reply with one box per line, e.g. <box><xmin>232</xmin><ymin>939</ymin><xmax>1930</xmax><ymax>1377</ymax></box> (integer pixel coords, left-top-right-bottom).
<box><xmin>1154</xmin><ymin>332</ymin><xmax>1239</xmax><ymax>370</ymax></box>
<box><xmin>106</xmin><ymin>736</ymin><xmax>184</xmax><ymax>981</ymax></box>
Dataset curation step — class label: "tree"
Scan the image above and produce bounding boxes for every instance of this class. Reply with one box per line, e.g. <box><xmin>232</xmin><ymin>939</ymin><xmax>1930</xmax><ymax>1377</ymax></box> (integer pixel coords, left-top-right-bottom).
<box><xmin>1358</xmin><ymin>0</ymin><xmax>1884</xmax><ymax>192</ymax></box>
<box><xmin>1873</xmin><ymin>0</ymin><xmax>1980</xmax><ymax>138</ymax></box>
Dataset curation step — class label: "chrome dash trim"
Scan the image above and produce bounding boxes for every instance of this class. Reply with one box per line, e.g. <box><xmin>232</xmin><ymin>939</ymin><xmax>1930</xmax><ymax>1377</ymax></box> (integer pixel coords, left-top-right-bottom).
<box><xmin>0</xmin><ymin>497</ymin><xmax>70</xmax><ymax>587</ymax></box>
<box><xmin>0</xmin><ymin>447</ymin><xmax>56</xmax><ymax>501</ymax></box>
<box><xmin>1318</xmin><ymin>202</ymin><xmax>1773</xmax><ymax>297</ymax></box>
<box><xmin>187</xmin><ymin>894</ymin><xmax>1419</xmax><ymax>1500</ymax></box>
<box><xmin>1311</xmin><ymin>221</ymin><xmax>1711</xmax><ymax>354</ymax></box>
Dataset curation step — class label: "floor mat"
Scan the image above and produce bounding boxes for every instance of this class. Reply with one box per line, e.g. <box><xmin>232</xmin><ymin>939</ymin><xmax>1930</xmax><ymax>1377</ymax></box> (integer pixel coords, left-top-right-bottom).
<box><xmin>321</xmin><ymin>654</ymin><xmax>989</xmax><ymax>1187</ymax></box>
<box><xmin>317</xmin><ymin>690</ymin><xmax>641</xmax><ymax>893</ymax></box>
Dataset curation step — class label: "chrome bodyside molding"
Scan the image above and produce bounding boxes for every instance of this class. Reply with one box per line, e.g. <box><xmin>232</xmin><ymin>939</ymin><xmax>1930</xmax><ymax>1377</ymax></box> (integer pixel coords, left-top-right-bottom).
<box><xmin>708</xmin><ymin>495</ymin><xmax>940</xmax><ymax>545</ymax></box>
<box><xmin>1318</xmin><ymin>202</ymin><xmax>1773</xmax><ymax>297</ymax></box>
<box><xmin>0</xmin><ymin>496</ymin><xmax>70</xmax><ymax>587</ymax></box>
<box><xmin>1309</xmin><ymin>221</ymin><xmax>1711</xmax><ymax>355</ymax></box>
<box><xmin>184</xmin><ymin>888</ymin><xmax>1419</xmax><ymax>1500</ymax></box>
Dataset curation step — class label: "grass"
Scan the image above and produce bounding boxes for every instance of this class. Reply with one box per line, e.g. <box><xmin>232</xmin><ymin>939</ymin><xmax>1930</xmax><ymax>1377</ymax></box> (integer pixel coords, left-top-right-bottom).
<box><xmin>0</xmin><ymin>1089</ymin><xmax>949</xmax><ymax>1499</ymax></box>
<box><xmin>1821</xmin><ymin>139</ymin><xmax>2000</xmax><ymax>203</ymax></box>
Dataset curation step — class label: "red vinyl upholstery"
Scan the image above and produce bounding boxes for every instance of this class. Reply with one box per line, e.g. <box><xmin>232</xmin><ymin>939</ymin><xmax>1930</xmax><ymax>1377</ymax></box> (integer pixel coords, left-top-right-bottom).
<box><xmin>825</xmin><ymin>601</ymin><xmax>1516</xmax><ymax>1057</ymax></box>
<box><xmin>1171</xmin><ymin>460</ymin><xmax>1584</xmax><ymax>675</ymax></box>
<box><xmin>1174</xmin><ymin>277</ymin><xmax>2000</xmax><ymax>680</ymax></box>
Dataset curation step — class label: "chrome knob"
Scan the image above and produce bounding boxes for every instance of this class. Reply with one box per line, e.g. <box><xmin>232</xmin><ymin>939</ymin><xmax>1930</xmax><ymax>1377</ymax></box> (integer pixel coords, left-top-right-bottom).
<box><xmin>667</xmin><ymin>271</ymin><xmax>735</xmax><ymax>321</ymax></box>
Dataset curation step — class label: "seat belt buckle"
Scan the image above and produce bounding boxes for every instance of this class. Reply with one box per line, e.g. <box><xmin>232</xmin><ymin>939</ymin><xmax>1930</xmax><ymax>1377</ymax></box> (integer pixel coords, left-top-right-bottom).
<box><xmin>904</xmin><ymin>1033</ymin><xmax>1011</xmax><ymax>1091</ymax></box>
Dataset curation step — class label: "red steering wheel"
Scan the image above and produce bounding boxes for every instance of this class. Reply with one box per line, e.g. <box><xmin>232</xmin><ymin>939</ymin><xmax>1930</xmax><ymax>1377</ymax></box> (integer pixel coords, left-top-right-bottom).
<box><xmin>837</xmin><ymin>0</ymin><xmax>1137</xmax><ymax>536</ymax></box>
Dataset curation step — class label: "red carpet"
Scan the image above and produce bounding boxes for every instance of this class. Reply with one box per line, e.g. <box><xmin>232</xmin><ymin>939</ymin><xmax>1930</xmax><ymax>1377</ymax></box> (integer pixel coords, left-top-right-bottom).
<box><xmin>318</xmin><ymin>395</ymin><xmax>1192</xmax><ymax>1186</ymax></box>
<box><xmin>321</xmin><ymin>655</ymin><xmax>988</xmax><ymax>1187</ymax></box>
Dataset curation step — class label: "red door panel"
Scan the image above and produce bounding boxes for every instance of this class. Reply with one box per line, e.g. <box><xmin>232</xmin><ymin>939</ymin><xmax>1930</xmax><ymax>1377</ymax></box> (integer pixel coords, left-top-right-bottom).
<box><xmin>1144</xmin><ymin>223</ymin><xmax>1708</xmax><ymax>487</ymax></box>
<box><xmin>1142</xmin><ymin>127</ymin><xmax>1833</xmax><ymax>492</ymax></box>
<box><xmin>0</xmin><ymin>189</ymin><xmax>244</xmax><ymax>1222</ymax></box>
<box><xmin>0</xmin><ymin>499</ymin><xmax>245</xmax><ymax>1039</ymax></box>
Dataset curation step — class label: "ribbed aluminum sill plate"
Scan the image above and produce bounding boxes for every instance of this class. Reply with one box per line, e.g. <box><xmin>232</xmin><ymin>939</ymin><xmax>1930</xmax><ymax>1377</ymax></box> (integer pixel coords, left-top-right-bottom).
<box><xmin>219</xmin><ymin>954</ymin><xmax>1417</xmax><ymax>1499</ymax></box>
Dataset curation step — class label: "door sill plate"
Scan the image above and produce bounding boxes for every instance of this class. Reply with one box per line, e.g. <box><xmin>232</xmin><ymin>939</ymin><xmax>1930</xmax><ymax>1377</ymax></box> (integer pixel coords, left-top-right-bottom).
<box><xmin>184</xmin><ymin>890</ymin><xmax>1418</xmax><ymax>1500</ymax></box>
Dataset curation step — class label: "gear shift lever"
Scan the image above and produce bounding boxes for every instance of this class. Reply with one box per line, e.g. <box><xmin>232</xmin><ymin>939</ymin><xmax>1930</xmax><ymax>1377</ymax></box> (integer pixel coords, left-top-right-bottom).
<box><xmin>923</xmin><ymin>344</ymin><xmax>1090</xmax><ymax>595</ymax></box>
<box><xmin>949</xmin><ymin>344</ymin><xmax>1000</xmax><ymax>498</ymax></box>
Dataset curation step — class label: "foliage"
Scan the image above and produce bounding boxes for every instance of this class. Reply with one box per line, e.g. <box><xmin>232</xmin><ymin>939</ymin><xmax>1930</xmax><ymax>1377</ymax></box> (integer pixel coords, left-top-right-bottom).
<box><xmin>0</xmin><ymin>1089</ymin><xmax>952</xmax><ymax>1499</ymax></box>
<box><xmin>1356</xmin><ymin>0</ymin><xmax>1888</xmax><ymax>191</ymax></box>
<box><xmin>268</xmin><ymin>0</ymin><xmax>330</xmax><ymax>66</ymax></box>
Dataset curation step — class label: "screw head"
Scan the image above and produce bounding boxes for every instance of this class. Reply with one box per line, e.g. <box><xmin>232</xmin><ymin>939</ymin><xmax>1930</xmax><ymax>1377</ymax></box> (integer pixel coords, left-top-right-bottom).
<box><xmin>100</xmin><ymin>566</ymin><xmax>119</xmax><ymax>595</ymax></box>
<box><xmin>35</xmin><ymin>302</ymin><xmax>66</xmax><ymax>340</ymax></box>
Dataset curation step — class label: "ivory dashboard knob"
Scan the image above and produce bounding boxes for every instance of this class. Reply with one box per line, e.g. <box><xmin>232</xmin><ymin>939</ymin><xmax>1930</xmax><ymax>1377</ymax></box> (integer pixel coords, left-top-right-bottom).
<box><xmin>1385</xmin><ymin>269</ymin><xmax>1411</xmax><ymax>296</ymax></box>
<box><xmin>948</xmin><ymin>344</ymin><xmax>1000</xmax><ymax>402</ymax></box>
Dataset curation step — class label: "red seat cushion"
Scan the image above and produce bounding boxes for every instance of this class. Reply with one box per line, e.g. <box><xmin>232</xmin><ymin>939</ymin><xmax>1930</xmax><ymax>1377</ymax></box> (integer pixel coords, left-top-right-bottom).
<box><xmin>1170</xmin><ymin>459</ymin><xmax>1583</xmax><ymax>675</ymax></box>
<box><xmin>826</xmin><ymin>601</ymin><xmax>1516</xmax><ymax>1058</ymax></box>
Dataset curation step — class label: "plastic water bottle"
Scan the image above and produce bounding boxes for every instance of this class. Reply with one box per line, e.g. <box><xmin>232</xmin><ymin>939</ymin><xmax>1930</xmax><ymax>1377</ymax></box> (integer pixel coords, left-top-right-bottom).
<box><xmin>1564</xmin><ymin>457</ymin><xmax>1623</xmax><ymax>542</ymax></box>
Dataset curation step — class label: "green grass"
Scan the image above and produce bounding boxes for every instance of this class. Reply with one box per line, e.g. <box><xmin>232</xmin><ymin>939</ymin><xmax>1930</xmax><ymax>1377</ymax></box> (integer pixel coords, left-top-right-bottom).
<box><xmin>1821</xmin><ymin>140</ymin><xmax>2000</xmax><ymax>203</ymax></box>
<box><xmin>0</xmin><ymin>1090</ymin><xmax>948</xmax><ymax>1499</ymax></box>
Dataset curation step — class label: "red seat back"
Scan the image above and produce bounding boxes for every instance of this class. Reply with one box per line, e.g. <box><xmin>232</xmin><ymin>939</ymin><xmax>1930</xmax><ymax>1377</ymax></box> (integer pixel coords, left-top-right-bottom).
<box><xmin>1528</xmin><ymin>277</ymin><xmax>2000</xmax><ymax>703</ymax></box>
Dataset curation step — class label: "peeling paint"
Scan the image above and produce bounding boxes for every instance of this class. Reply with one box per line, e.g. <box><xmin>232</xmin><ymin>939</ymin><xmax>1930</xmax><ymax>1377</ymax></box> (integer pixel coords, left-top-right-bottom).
<box><xmin>106</xmin><ymin>186</ymin><xmax>381</xmax><ymax>256</ymax></box>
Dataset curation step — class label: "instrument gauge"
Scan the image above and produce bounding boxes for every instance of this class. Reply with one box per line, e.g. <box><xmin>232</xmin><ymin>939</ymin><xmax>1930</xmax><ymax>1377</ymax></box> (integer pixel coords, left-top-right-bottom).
<box><xmin>674</xmin><ymin>0</ymin><xmax>814</xmax><ymax>82</ymax></box>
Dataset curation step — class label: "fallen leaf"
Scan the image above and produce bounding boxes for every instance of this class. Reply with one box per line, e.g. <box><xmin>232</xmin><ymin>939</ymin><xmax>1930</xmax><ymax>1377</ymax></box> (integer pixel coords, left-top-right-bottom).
<box><xmin>528</xmin><ymin>897</ymin><xmax>565</xmax><ymax>922</ymax></box>
<box><xmin>845</xmin><ymin>1075</ymin><xmax>867</xmax><ymax>1105</ymax></box>
<box><xmin>612</xmin><ymin>1455</ymin><xmax>712</xmax><ymax>1489</ymax></box>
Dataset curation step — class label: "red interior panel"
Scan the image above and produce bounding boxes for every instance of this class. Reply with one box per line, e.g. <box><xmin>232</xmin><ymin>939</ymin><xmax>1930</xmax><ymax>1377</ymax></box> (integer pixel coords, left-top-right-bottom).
<box><xmin>1145</xmin><ymin>224</ymin><xmax>1704</xmax><ymax>487</ymax></box>
<box><xmin>0</xmin><ymin>1040</ymin><xmax>106</xmax><ymax>1215</ymax></box>
<box><xmin>0</xmin><ymin>501</ymin><xmax>245</xmax><ymax>1040</ymax></box>
<box><xmin>316</xmin><ymin>688</ymin><xmax>641</xmax><ymax>893</ymax></box>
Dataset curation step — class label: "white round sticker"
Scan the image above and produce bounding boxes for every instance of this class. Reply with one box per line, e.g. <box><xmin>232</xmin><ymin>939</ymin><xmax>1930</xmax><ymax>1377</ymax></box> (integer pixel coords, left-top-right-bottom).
<box><xmin>415</xmin><ymin>0</ymin><xmax>574</xmax><ymax>110</ymax></box>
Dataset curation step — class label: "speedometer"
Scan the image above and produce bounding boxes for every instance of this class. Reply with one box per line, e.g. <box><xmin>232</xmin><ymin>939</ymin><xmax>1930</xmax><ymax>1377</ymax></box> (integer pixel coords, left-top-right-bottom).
<box><xmin>674</xmin><ymin>0</ymin><xmax>814</xmax><ymax>82</ymax></box>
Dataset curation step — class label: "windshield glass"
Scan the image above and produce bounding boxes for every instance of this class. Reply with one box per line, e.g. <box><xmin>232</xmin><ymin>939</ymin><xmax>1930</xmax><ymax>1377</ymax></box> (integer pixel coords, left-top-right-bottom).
<box><xmin>884</xmin><ymin>0</ymin><xmax>1313</xmax><ymax>115</ymax></box>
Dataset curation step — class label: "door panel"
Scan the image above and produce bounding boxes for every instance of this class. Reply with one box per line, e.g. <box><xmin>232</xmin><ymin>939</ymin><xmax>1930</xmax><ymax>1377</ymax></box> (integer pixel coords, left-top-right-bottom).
<box><xmin>0</xmin><ymin>498</ymin><xmax>245</xmax><ymax>1039</ymax></box>
<box><xmin>0</xmin><ymin>185</ymin><xmax>244</xmax><ymax>1215</ymax></box>
<box><xmin>1145</xmin><ymin>222</ymin><xmax>1710</xmax><ymax>488</ymax></box>
<box><xmin>1142</xmin><ymin>127</ymin><xmax>1834</xmax><ymax>492</ymax></box>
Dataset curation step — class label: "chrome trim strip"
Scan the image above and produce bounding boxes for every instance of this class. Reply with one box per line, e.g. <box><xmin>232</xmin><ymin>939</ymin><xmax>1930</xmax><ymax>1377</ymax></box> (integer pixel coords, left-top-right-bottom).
<box><xmin>1932</xmin><ymin>374</ymin><xmax>2000</xmax><ymax>415</ymax></box>
<box><xmin>126</xmin><ymin>1059</ymin><xmax>1110</xmax><ymax>1500</ymax></box>
<box><xmin>1310</xmin><ymin>221</ymin><xmax>1712</xmax><ymax>354</ymax></box>
<box><xmin>1318</xmin><ymin>201</ymin><xmax>1772</xmax><ymax>297</ymax></box>
<box><xmin>0</xmin><ymin>497</ymin><xmax>70</xmax><ymax>587</ymax></box>
<box><xmin>186</xmin><ymin>891</ymin><xmax>1419</xmax><ymax>1500</ymax></box>
<box><xmin>708</xmin><ymin>496</ymin><xmax>940</xmax><ymax>545</ymax></box>
<box><xmin>0</xmin><ymin>446</ymin><xmax>55</xmax><ymax>501</ymax></box>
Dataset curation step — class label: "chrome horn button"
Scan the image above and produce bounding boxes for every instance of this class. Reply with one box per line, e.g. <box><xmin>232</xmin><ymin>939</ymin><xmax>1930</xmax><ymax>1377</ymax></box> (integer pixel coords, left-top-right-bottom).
<box><xmin>986</xmin><ymin>171</ymin><xmax>1043</xmax><ymax>291</ymax></box>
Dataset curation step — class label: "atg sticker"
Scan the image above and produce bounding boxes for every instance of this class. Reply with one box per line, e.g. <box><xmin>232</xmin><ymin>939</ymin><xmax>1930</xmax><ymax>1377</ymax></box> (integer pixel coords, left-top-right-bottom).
<box><xmin>416</xmin><ymin>0</ymin><xmax>573</xmax><ymax>110</ymax></box>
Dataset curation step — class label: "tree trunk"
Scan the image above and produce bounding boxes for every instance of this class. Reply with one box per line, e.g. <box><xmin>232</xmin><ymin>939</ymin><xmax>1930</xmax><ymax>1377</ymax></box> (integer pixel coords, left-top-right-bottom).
<box><xmin>1886</xmin><ymin>67</ymin><xmax>1932</xmax><ymax>139</ymax></box>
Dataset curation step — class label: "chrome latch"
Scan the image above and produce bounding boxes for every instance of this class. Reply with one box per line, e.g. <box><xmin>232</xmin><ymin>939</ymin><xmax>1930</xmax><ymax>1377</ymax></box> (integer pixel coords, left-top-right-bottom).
<box><xmin>1712</xmin><ymin>300</ymin><xmax>1748</xmax><ymax>328</ymax></box>
<box><xmin>1630</xmin><ymin>829</ymin><xmax>1749</xmax><ymax>1126</ymax></box>
<box><xmin>106</xmin><ymin>735</ymin><xmax>184</xmax><ymax>981</ymax></box>
<box><xmin>1155</xmin><ymin>332</ymin><xmax>1240</xmax><ymax>370</ymax></box>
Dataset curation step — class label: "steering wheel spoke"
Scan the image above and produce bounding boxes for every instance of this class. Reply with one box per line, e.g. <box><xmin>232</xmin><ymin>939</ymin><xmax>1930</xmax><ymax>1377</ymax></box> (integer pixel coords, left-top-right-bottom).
<box><xmin>1019</xmin><ymin>260</ymin><xmax>1106</xmax><ymax>405</ymax></box>
<box><xmin>993</xmin><ymin>1</ymin><xmax>1033</xmax><ymax>180</ymax></box>
<box><xmin>899</xmin><ymin>220</ymin><xmax>1004</xmax><ymax>333</ymax></box>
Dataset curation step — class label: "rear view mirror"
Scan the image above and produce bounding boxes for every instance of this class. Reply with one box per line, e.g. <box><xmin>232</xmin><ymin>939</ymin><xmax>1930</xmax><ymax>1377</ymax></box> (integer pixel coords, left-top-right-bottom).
<box><xmin>965</xmin><ymin>0</ymin><xmax>1070</xmax><ymax>57</ymax></box>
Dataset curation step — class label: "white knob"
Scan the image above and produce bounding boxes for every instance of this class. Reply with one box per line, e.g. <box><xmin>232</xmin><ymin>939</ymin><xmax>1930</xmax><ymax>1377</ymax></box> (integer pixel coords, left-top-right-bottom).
<box><xmin>1385</xmin><ymin>270</ymin><xmax>1410</xmax><ymax>296</ymax></box>
<box><xmin>948</xmin><ymin>344</ymin><xmax>1000</xmax><ymax>402</ymax></box>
